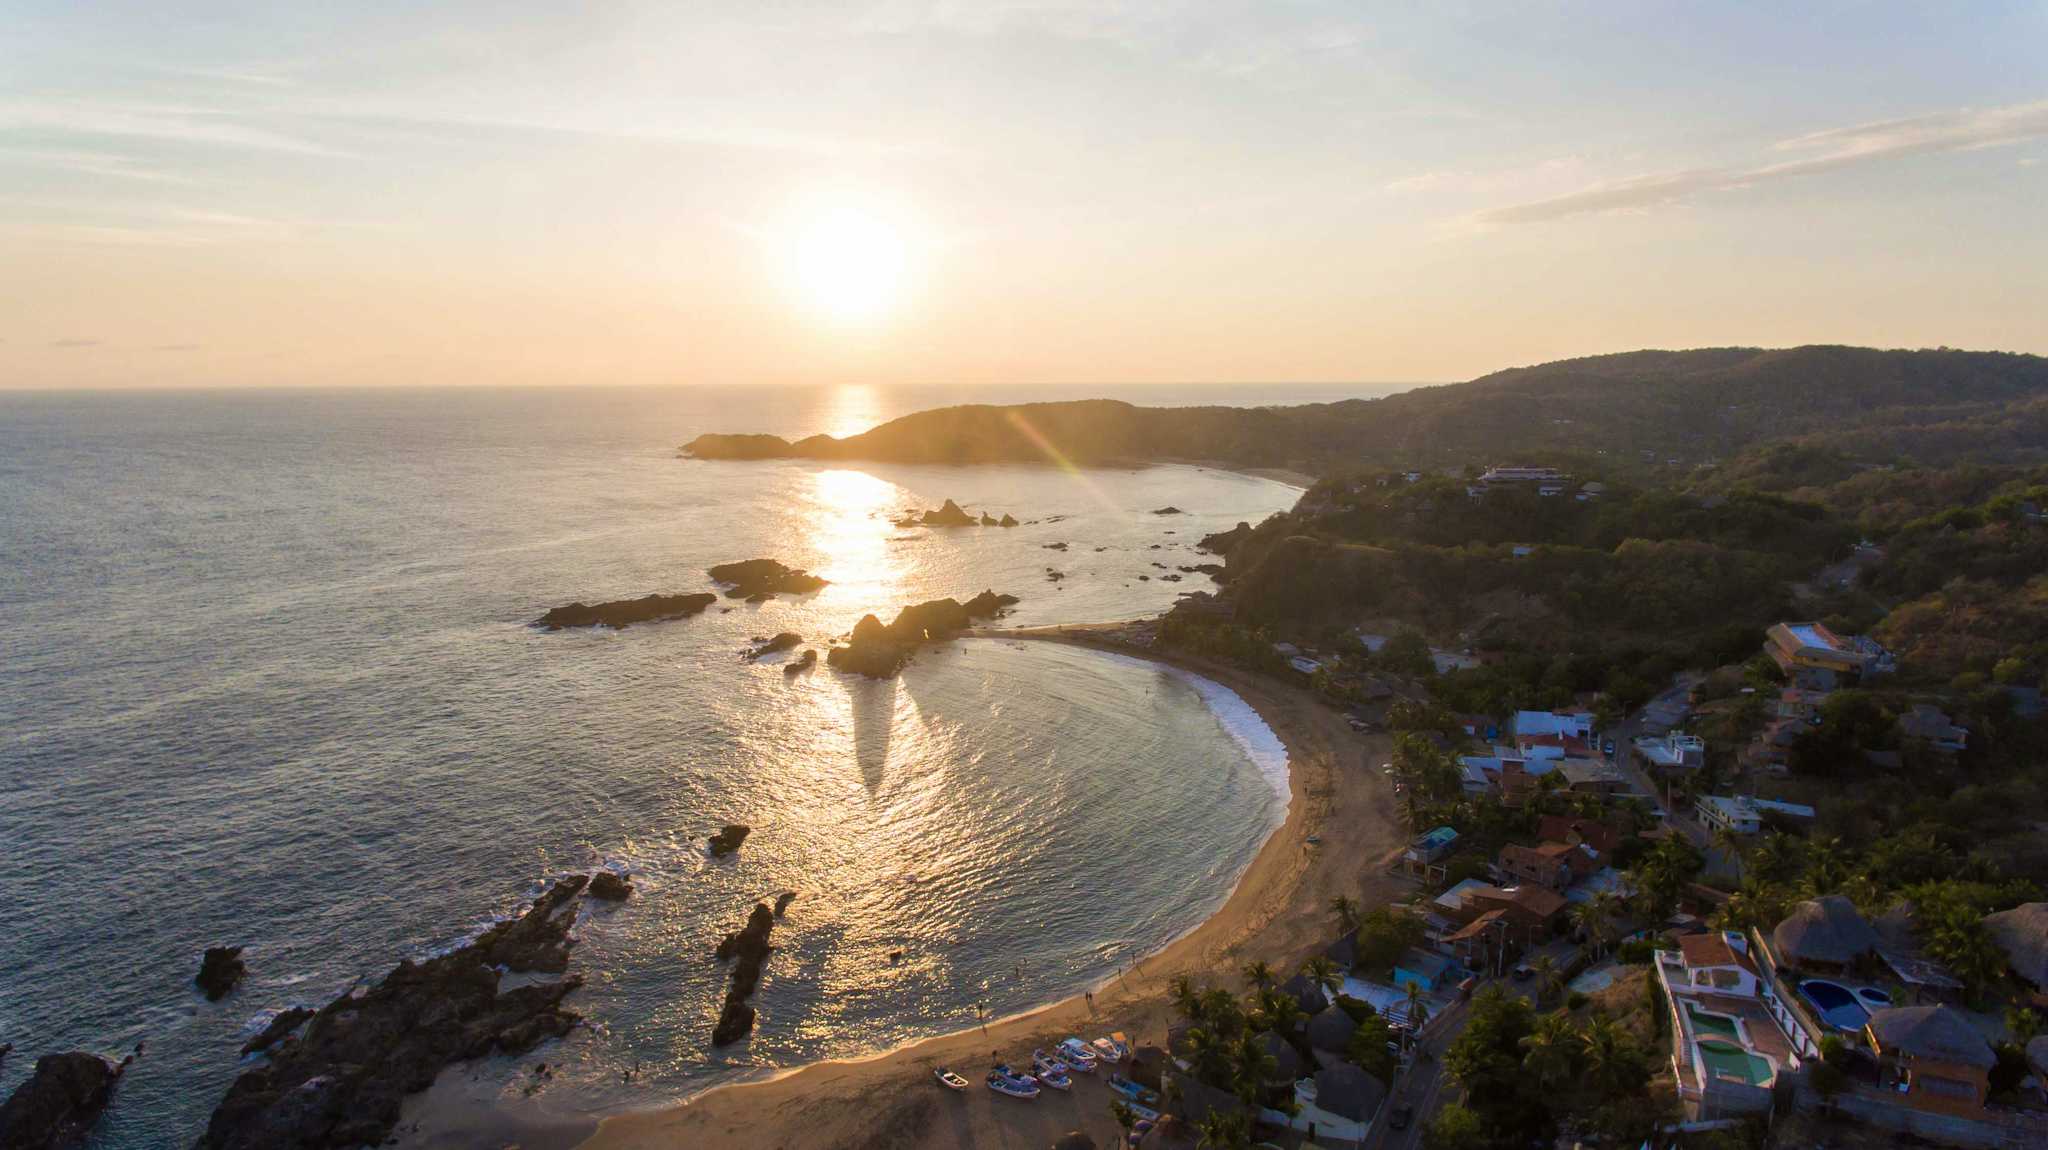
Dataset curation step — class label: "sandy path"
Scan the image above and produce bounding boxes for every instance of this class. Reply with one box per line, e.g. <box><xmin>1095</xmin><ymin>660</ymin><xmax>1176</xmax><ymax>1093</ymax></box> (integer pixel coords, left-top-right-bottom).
<box><xmin>570</xmin><ymin>627</ymin><xmax>1404</xmax><ymax>1150</ymax></box>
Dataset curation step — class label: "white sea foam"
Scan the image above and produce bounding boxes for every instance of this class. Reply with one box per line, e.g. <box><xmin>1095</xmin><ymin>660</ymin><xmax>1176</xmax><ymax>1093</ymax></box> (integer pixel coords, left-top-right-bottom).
<box><xmin>1089</xmin><ymin>649</ymin><xmax>1292</xmax><ymax>816</ymax></box>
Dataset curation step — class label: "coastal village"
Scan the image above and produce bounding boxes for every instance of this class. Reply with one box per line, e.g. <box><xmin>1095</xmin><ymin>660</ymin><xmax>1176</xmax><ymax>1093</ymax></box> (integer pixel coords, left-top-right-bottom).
<box><xmin>859</xmin><ymin>457</ymin><xmax>2048</xmax><ymax>1150</ymax></box>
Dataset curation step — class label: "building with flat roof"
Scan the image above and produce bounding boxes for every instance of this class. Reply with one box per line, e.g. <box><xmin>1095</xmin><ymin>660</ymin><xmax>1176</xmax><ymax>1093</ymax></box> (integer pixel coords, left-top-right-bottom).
<box><xmin>1653</xmin><ymin>931</ymin><xmax>1802</xmax><ymax>1119</ymax></box>
<box><xmin>1763</xmin><ymin>621</ymin><xmax>1894</xmax><ymax>683</ymax></box>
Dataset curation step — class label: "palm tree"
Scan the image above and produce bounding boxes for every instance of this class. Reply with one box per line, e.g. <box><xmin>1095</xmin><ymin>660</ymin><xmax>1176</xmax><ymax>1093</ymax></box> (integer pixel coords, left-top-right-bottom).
<box><xmin>1518</xmin><ymin>1010</ymin><xmax>1577</xmax><ymax>1093</ymax></box>
<box><xmin>1402</xmin><ymin>978</ymin><xmax>1430</xmax><ymax>1044</ymax></box>
<box><xmin>1579</xmin><ymin>1016</ymin><xmax>1628</xmax><ymax>1096</ymax></box>
<box><xmin>1170</xmin><ymin>974</ymin><xmax>1203</xmax><ymax>1022</ymax></box>
<box><xmin>1195</xmin><ymin>1109</ymin><xmax>1253</xmax><ymax>1150</ymax></box>
<box><xmin>1240</xmin><ymin>959</ymin><xmax>1275</xmax><ymax>992</ymax></box>
<box><xmin>1328</xmin><ymin>894</ymin><xmax>1361</xmax><ymax>934</ymax></box>
<box><xmin>1530</xmin><ymin>954</ymin><xmax>1563</xmax><ymax>1008</ymax></box>
<box><xmin>1301</xmin><ymin>955</ymin><xmax>1342</xmax><ymax>995</ymax></box>
<box><xmin>1711</xmin><ymin>825</ymin><xmax>1746</xmax><ymax>883</ymax></box>
<box><xmin>1230</xmin><ymin>1031</ymin><xmax>1277</xmax><ymax>1105</ymax></box>
<box><xmin>1186</xmin><ymin>1026</ymin><xmax>1235</xmax><ymax>1084</ymax></box>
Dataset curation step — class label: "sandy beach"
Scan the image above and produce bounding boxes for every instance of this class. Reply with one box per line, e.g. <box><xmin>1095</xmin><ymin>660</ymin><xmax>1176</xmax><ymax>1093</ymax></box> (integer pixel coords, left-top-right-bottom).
<box><xmin>555</xmin><ymin>625</ymin><xmax>1404</xmax><ymax>1150</ymax></box>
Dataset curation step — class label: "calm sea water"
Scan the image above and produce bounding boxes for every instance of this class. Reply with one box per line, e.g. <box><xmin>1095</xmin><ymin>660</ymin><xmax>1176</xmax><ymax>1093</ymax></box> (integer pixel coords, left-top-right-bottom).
<box><xmin>0</xmin><ymin>383</ymin><xmax>1358</xmax><ymax>1146</ymax></box>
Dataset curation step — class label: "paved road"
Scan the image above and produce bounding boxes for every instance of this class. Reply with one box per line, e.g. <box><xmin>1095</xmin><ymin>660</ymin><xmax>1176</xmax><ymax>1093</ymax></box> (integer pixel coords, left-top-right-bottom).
<box><xmin>1363</xmin><ymin>993</ymin><xmax>1474</xmax><ymax>1150</ymax></box>
<box><xmin>1601</xmin><ymin>676</ymin><xmax>1712</xmax><ymax>850</ymax></box>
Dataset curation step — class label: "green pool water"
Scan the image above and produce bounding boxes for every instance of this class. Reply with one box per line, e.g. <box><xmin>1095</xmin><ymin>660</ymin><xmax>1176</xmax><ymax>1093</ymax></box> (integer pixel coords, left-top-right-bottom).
<box><xmin>1697</xmin><ymin>1039</ymin><xmax>1772</xmax><ymax>1085</ymax></box>
<box><xmin>1687</xmin><ymin>1004</ymin><xmax>1740</xmax><ymax>1040</ymax></box>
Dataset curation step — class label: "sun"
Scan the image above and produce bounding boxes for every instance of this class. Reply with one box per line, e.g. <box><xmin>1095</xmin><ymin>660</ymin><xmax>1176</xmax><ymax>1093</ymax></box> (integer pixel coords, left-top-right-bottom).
<box><xmin>786</xmin><ymin>203</ymin><xmax>910</xmax><ymax>327</ymax></box>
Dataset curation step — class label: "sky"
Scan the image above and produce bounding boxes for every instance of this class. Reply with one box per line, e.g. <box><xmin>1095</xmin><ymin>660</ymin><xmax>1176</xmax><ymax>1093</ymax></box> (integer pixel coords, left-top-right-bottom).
<box><xmin>2</xmin><ymin>1</ymin><xmax>2045</xmax><ymax>389</ymax></box>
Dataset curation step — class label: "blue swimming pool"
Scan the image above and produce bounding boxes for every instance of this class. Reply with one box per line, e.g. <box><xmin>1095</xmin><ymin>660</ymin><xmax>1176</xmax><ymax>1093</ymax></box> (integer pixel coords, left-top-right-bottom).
<box><xmin>1799</xmin><ymin>980</ymin><xmax>1870</xmax><ymax>1031</ymax></box>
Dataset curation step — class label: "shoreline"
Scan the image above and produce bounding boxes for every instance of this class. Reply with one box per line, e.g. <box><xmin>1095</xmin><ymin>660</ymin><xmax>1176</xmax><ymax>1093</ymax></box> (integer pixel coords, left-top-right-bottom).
<box><xmin>556</xmin><ymin>624</ymin><xmax>1399</xmax><ymax>1150</ymax></box>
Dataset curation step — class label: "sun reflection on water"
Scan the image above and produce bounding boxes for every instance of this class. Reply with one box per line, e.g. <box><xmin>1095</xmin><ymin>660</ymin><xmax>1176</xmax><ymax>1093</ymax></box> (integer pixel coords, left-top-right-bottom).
<box><xmin>806</xmin><ymin>469</ymin><xmax>904</xmax><ymax>610</ymax></box>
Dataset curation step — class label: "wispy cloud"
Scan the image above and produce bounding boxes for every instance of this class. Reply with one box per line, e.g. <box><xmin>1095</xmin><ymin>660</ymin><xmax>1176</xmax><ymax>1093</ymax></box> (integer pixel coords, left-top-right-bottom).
<box><xmin>0</xmin><ymin>146</ymin><xmax>201</xmax><ymax>185</ymax></box>
<box><xmin>0</xmin><ymin>98</ymin><xmax>347</xmax><ymax>157</ymax></box>
<box><xmin>1474</xmin><ymin>99</ymin><xmax>2048</xmax><ymax>225</ymax></box>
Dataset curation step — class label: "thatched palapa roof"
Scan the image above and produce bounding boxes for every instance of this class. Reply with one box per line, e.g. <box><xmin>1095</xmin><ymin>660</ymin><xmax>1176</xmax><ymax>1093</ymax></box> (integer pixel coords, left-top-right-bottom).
<box><xmin>1306</xmin><ymin>1004</ymin><xmax>1357</xmax><ymax>1053</ymax></box>
<box><xmin>1771</xmin><ymin>895</ymin><xmax>1878</xmax><ymax>967</ymax></box>
<box><xmin>1983</xmin><ymin>902</ymin><xmax>2048</xmax><ymax>988</ymax></box>
<box><xmin>1866</xmin><ymin>1005</ymin><xmax>1995</xmax><ymax>1069</ymax></box>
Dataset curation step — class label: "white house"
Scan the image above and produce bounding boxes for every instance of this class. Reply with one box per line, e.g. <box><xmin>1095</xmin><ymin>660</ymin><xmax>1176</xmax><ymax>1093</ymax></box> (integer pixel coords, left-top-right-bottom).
<box><xmin>1696</xmin><ymin>795</ymin><xmax>1762</xmax><ymax>836</ymax></box>
<box><xmin>1637</xmin><ymin>731</ymin><xmax>1706</xmax><ymax>769</ymax></box>
<box><xmin>1513</xmin><ymin>710</ymin><xmax>1595</xmax><ymax>740</ymax></box>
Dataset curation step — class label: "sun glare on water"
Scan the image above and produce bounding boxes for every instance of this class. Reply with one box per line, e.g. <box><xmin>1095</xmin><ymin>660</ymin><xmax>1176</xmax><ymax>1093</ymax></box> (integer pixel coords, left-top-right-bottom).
<box><xmin>785</xmin><ymin>203</ymin><xmax>911</xmax><ymax>327</ymax></box>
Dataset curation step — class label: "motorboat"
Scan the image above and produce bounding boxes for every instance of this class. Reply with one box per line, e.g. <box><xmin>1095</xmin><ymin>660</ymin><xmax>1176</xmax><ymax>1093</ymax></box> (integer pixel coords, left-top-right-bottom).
<box><xmin>1108</xmin><ymin>1074</ymin><xmax>1159</xmax><ymax>1106</ymax></box>
<box><xmin>1032</xmin><ymin>1049</ymin><xmax>1072</xmax><ymax>1078</ymax></box>
<box><xmin>1056</xmin><ymin>1038</ymin><xmax>1099</xmax><ymax>1070</ymax></box>
<box><xmin>933</xmin><ymin>1067</ymin><xmax>970</xmax><ymax>1091</ymax></box>
<box><xmin>986</xmin><ymin>1070</ymin><xmax>1040</xmax><ymax>1099</ymax></box>
<box><xmin>1092</xmin><ymin>1035</ymin><xmax>1131</xmax><ymax>1063</ymax></box>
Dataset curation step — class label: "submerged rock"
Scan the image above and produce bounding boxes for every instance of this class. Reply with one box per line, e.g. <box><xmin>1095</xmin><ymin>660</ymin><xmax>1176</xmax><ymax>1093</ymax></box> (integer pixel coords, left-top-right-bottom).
<box><xmin>711</xmin><ymin>904</ymin><xmax>777</xmax><ymax>1046</ymax></box>
<box><xmin>823</xmin><ymin>592</ymin><xmax>1020</xmax><ymax>678</ymax></box>
<box><xmin>773</xmin><ymin>891</ymin><xmax>799</xmax><ymax>917</ymax></box>
<box><xmin>706</xmin><ymin>559</ymin><xmax>828</xmax><ymax>600</ymax></box>
<box><xmin>1042</xmin><ymin>542</ymin><xmax>1068</xmax><ymax>551</ymax></box>
<box><xmin>743</xmin><ymin>633</ymin><xmax>803</xmax><ymax>662</ymax></box>
<box><xmin>783</xmin><ymin>649</ymin><xmax>818</xmax><ymax>675</ymax></box>
<box><xmin>1151</xmin><ymin>506</ymin><xmax>1184</xmax><ymax>515</ymax></box>
<box><xmin>0</xmin><ymin>1051</ymin><xmax>129</xmax><ymax>1150</ymax></box>
<box><xmin>536</xmin><ymin>593</ymin><xmax>716</xmax><ymax>630</ymax></box>
<box><xmin>921</xmin><ymin>499</ymin><xmax>978</xmax><ymax>527</ymax></box>
<box><xmin>241</xmin><ymin>1008</ymin><xmax>315</xmax><ymax>1057</ymax></box>
<box><xmin>196</xmin><ymin>876</ymin><xmax>589</xmax><ymax>1150</ymax></box>
<box><xmin>197</xmin><ymin>946</ymin><xmax>247</xmax><ymax>1001</ymax></box>
<box><xmin>709</xmin><ymin>825</ymin><xmax>751</xmax><ymax>857</ymax></box>
<box><xmin>588</xmin><ymin>871</ymin><xmax>634</xmax><ymax>901</ymax></box>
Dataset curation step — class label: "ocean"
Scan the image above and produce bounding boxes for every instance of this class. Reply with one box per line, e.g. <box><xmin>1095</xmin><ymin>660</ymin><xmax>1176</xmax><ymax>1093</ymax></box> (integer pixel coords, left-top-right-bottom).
<box><xmin>0</xmin><ymin>382</ymin><xmax>1362</xmax><ymax>1145</ymax></box>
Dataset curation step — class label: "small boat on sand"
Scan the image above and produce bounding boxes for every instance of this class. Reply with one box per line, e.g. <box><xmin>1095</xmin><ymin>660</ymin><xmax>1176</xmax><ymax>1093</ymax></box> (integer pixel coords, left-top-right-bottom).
<box><xmin>1108</xmin><ymin>1073</ymin><xmax>1159</xmax><ymax>1106</ymax></box>
<box><xmin>986</xmin><ymin>1070</ymin><xmax>1040</xmax><ymax>1099</ymax></box>
<box><xmin>1031</xmin><ymin>1050</ymin><xmax>1071</xmax><ymax>1078</ymax></box>
<box><xmin>1033</xmin><ymin>1063</ymin><xmax>1072</xmax><ymax>1090</ymax></box>
<box><xmin>933</xmin><ymin>1067</ymin><xmax>969</xmax><ymax>1091</ymax></box>
<box><xmin>1092</xmin><ymin>1035</ymin><xmax>1129</xmax><ymax>1063</ymax></box>
<box><xmin>1056</xmin><ymin>1038</ymin><xmax>1099</xmax><ymax>1070</ymax></box>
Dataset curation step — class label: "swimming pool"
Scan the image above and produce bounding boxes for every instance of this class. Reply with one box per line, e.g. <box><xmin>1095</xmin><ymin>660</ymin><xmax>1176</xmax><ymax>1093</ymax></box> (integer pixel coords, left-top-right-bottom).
<box><xmin>1799</xmin><ymin>979</ymin><xmax>1870</xmax><ymax>1031</ymax></box>
<box><xmin>1696</xmin><ymin>1039</ymin><xmax>1774</xmax><ymax>1086</ymax></box>
<box><xmin>1686</xmin><ymin>1003</ymin><xmax>1742</xmax><ymax>1041</ymax></box>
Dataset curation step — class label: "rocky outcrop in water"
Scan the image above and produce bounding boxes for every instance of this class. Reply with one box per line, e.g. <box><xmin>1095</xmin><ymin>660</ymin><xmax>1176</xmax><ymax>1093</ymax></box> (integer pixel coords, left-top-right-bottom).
<box><xmin>783</xmin><ymin>649</ymin><xmax>817</xmax><ymax>675</ymax></box>
<box><xmin>773</xmin><ymin>891</ymin><xmax>799</xmax><ymax>917</ymax></box>
<box><xmin>535</xmin><ymin>593</ymin><xmax>717</xmax><ymax>630</ymax></box>
<box><xmin>709</xmin><ymin>825</ymin><xmax>751</xmax><ymax>857</ymax></box>
<box><xmin>707</xmin><ymin>559</ymin><xmax>827</xmax><ymax>600</ymax></box>
<box><xmin>999</xmin><ymin>514</ymin><xmax>1019</xmax><ymax>527</ymax></box>
<box><xmin>197</xmin><ymin>946</ymin><xmax>247</xmax><ymax>1001</ymax></box>
<box><xmin>195</xmin><ymin>876</ymin><xmax>589</xmax><ymax>1150</ymax></box>
<box><xmin>921</xmin><ymin>499</ymin><xmax>977</xmax><ymax>527</ymax></box>
<box><xmin>0</xmin><ymin>1051</ymin><xmax>129</xmax><ymax>1150</ymax></box>
<box><xmin>743</xmin><ymin>633</ymin><xmax>803</xmax><ymax>662</ymax></box>
<box><xmin>1198</xmin><ymin>521</ymin><xmax>1255</xmax><ymax>556</ymax></box>
<box><xmin>1151</xmin><ymin>506</ymin><xmax>1184</xmax><ymax>515</ymax></box>
<box><xmin>242</xmin><ymin>1008</ymin><xmax>315</xmax><ymax>1056</ymax></box>
<box><xmin>587</xmin><ymin>871</ymin><xmax>634</xmax><ymax>901</ymax></box>
<box><xmin>711</xmin><ymin>903</ymin><xmax>777</xmax><ymax>1046</ymax></box>
<box><xmin>824</xmin><ymin>591</ymin><xmax>1020</xmax><ymax>677</ymax></box>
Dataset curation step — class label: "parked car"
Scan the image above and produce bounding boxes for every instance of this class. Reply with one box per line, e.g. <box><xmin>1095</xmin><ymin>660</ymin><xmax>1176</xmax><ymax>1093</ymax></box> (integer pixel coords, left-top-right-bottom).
<box><xmin>1389</xmin><ymin>1103</ymin><xmax>1414</xmax><ymax>1130</ymax></box>
<box><xmin>1511</xmin><ymin>963</ymin><xmax>1534</xmax><ymax>981</ymax></box>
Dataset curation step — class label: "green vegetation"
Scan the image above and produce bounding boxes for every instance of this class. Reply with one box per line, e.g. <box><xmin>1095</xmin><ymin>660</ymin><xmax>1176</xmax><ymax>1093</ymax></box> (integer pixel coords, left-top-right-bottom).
<box><xmin>1440</xmin><ymin>984</ymin><xmax>1673</xmax><ymax>1147</ymax></box>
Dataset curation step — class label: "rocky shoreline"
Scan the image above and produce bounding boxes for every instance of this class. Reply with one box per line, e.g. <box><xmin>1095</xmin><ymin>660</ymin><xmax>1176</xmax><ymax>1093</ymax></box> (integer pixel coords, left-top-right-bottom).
<box><xmin>535</xmin><ymin>592</ymin><xmax>717</xmax><ymax>630</ymax></box>
<box><xmin>195</xmin><ymin>875</ymin><xmax>593</xmax><ymax>1150</ymax></box>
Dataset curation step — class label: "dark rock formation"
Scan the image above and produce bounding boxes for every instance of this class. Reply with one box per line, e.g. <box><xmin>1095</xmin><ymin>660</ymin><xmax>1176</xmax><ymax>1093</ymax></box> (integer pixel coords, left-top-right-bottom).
<box><xmin>196</xmin><ymin>876</ymin><xmax>588</xmax><ymax>1150</ymax></box>
<box><xmin>709</xmin><ymin>825</ymin><xmax>751</xmax><ymax>857</ymax></box>
<box><xmin>536</xmin><ymin>593</ymin><xmax>716</xmax><ymax>630</ymax></box>
<box><xmin>979</xmin><ymin>513</ymin><xmax>998</xmax><ymax>526</ymax></box>
<box><xmin>711</xmin><ymin>903</ymin><xmax>777</xmax><ymax>1046</ymax></box>
<box><xmin>588</xmin><ymin>872</ymin><xmax>633</xmax><ymax>901</ymax></box>
<box><xmin>1178</xmin><ymin>564</ymin><xmax>1226</xmax><ymax>577</ymax></box>
<box><xmin>743</xmin><ymin>633</ymin><xmax>803</xmax><ymax>662</ymax></box>
<box><xmin>241</xmin><ymin>1008</ymin><xmax>315</xmax><ymax>1056</ymax></box>
<box><xmin>707</xmin><ymin>559</ymin><xmax>827</xmax><ymax>599</ymax></box>
<box><xmin>1042</xmin><ymin>542</ymin><xmax>1068</xmax><ymax>551</ymax></box>
<box><xmin>1045</xmin><ymin>569</ymin><xmax>1065</xmax><ymax>582</ymax></box>
<box><xmin>1161</xmin><ymin>574</ymin><xmax>1182</xmax><ymax>581</ymax></box>
<box><xmin>680</xmin><ymin>433</ymin><xmax>797</xmax><ymax>460</ymax></box>
<box><xmin>824</xmin><ymin>591</ymin><xmax>1020</xmax><ymax>677</ymax></box>
<box><xmin>920</xmin><ymin>500</ymin><xmax>977</xmax><ymax>527</ymax></box>
<box><xmin>783</xmin><ymin>649</ymin><xmax>817</xmax><ymax>675</ymax></box>
<box><xmin>0</xmin><ymin>1043</ymin><xmax>10</xmax><ymax>1068</ymax></box>
<box><xmin>197</xmin><ymin>946</ymin><xmax>247</xmax><ymax>1001</ymax></box>
<box><xmin>0</xmin><ymin>1051</ymin><xmax>128</xmax><ymax>1150</ymax></box>
<box><xmin>998</xmin><ymin>514</ymin><xmax>1018</xmax><ymax>527</ymax></box>
<box><xmin>1151</xmin><ymin>506</ymin><xmax>1184</xmax><ymax>515</ymax></box>
<box><xmin>1198</xmin><ymin>521</ymin><xmax>1255</xmax><ymax>556</ymax></box>
<box><xmin>773</xmin><ymin>891</ymin><xmax>799</xmax><ymax>917</ymax></box>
